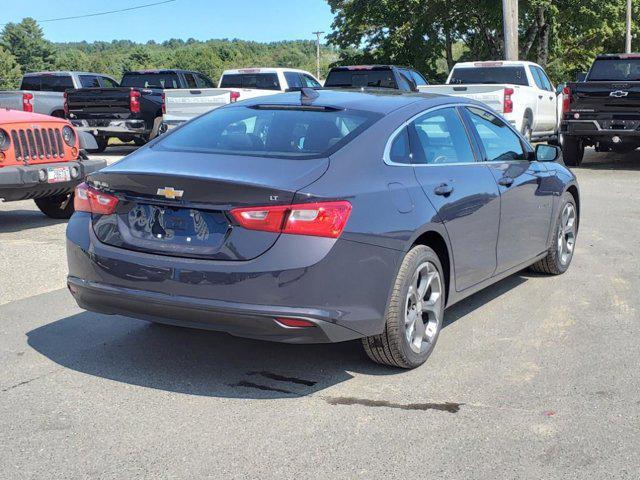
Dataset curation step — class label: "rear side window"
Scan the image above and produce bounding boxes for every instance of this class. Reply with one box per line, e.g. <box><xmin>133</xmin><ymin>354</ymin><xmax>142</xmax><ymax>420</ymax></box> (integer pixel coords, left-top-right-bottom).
<box><xmin>21</xmin><ymin>75</ymin><xmax>74</xmax><ymax>92</ymax></box>
<box><xmin>183</xmin><ymin>73</ymin><xmax>198</xmax><ymax>88</ymax></box>
<box><xmin>409</xmin><ymin>107</ymin><xmax>475</xmax><ymax>165</ymax></box>
<box><xmin>466</xmin><ymin>107</ymin><xmax>525</xmax><ymax>161</ymax></box>
<box><xmin>219</xmin><ymin>73</ymin><xmax>281</xmax><ymax>90</ymax></box>
<box><xmin>157</xmin><ymin>106</ymin><xmax>381</xmax><ymax>159</ymax></box>
<box><xmin>324</xmin><ymin>69</ymin><xmax>397</xmax><ymax>89</ymax></box>
<box><xmin>450</xmin><ymin>66</ymin><xmax>529</xmax><ymax>86</ymax></box>
<box><xmin>121</xmin><ymin>73</ymin><xmax>180</xmax><ymax>89</ymax></box>
<box><xmin>20</xmin><ymin>76</ymin><xmax>40</xmax><ymax>90</ymax></box>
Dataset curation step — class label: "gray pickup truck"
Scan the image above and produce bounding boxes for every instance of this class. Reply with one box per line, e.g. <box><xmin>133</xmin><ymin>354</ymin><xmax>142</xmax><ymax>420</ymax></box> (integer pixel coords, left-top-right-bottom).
<box><xmin>0</xmin><ymin>71</ymin><xmax>119</xmax><ymax>119</ymax></box>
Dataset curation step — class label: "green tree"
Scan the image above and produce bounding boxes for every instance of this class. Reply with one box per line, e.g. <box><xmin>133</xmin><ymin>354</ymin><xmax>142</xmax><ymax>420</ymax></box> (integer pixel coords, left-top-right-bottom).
<box><xmin>0</xmin><ymin>46</ymin><xmax>22</xmax><ymax>89</ymax></box>
<box><xmin>1</xmin><ymin>17</ymin><xmax>56</xmax><ymax>73</ymax></box>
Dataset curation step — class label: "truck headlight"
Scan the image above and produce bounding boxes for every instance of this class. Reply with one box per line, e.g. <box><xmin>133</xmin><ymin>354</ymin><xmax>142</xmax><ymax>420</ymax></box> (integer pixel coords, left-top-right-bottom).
<box><xmin>0</xmin><ymin>129</ymin><xmax>10</xmax><ymax>151</ymax></box>
<box><xmin>62</xmin><ymin>126</ymin><xmax>76</xmax><ymax>147</ymax></box>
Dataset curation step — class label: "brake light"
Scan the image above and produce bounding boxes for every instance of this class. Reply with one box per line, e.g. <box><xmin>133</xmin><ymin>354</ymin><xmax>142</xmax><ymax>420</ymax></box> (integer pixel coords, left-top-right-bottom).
<box><xmin>129</xmin><ymin>90</ymin><xmax>141</xmax><ymax>114</ymax></box>
<box><xmin>22</xmin><ymin>92</ymin><xmax>33</xmax><ymax>112</ymax></box>
<box><xmin>74</xmin><ymin>182</ymin><xmax>119</xmax><ymax>215</ymax></box>
<box><xmin>230</xmin><ymin>201</ymin><xmax>352</xmax><ymax>238</ymax></box>
<box><xmin>503</xmin><ymin>87</ymin><xmax>514</xmax><ymax>114</ymax></box>
<box><xmin>63</xmin><ymin>92</ymin><xmax>69</xmax><ymax>116</ymax></box>
<box><xmin>230</xmin><ymin>91</ymin><xmax>240</xmax><ymax>103</ymax></box>
<box><xmin>562</xmin><ymin>86</ymin><xmax>571</xmax><ymax>113</ymax></box>
<box><xmin>161</xmin><ymin>92</ymin><xmax>166</xmax><ymax>114</ymax></box>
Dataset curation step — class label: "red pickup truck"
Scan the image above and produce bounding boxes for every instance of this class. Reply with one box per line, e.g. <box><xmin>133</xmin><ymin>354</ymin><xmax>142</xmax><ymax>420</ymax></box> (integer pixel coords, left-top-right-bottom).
<box><xmin>0</xmin><ymin>109</ymin><xmax>105</xmax><ymax>218</ymax></box>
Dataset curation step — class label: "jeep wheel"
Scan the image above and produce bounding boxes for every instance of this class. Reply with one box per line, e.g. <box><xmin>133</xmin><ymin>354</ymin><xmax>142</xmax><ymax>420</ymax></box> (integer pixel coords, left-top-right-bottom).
<box><xmin>34</xmin><ymin>193</ymin><xmax>74</xmax><ymax>219</ymax></box>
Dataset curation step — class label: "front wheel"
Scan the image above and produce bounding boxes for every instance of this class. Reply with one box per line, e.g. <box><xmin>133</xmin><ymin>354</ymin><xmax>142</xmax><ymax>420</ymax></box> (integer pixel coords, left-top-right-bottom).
<box><xmin>34</xmin><ymin>193</ymin><xmax>74</xmax><ymax>219</ymax></box>
<box><xmin>562</xmin><ymin>137</ymin><xmax>584</xmax><ymax>167</ymax></box>
<box><xmin>362</xmin><ymin>245</ymin><xmax>445</xmax><ymax>369</ymax></box>
<box><xmin>530</xmin><ymin>192</ymin><xmax>578</xmax><ymax>275</ymax></box>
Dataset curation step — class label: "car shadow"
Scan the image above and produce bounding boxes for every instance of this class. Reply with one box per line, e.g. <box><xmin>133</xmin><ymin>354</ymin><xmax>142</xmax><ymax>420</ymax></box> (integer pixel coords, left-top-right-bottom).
<box><xmin>579</xmin><ymin>148</ymin><xmax>640</xmax><ymax>171</ymax></box>
<box><xmin>27</xmin><ymin>273</ymin><xmax>529</xmax><ymax>400</ymax></box>
<box><xmin>0</xmin><ymin>208</ymin><xmax>67</xmax><ymax>234</ymax></box>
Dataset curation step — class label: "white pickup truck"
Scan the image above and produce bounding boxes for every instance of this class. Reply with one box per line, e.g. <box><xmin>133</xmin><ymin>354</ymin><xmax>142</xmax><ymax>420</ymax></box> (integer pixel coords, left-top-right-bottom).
<box><xmin>160</xmin><ymin>68</ymin><xmax>322</xmax><ymax>132</ymax></box>
<box><xmin>418</xmin><ymin>61</ymin><xmax>560</xmax><ymax>141</ymax></box>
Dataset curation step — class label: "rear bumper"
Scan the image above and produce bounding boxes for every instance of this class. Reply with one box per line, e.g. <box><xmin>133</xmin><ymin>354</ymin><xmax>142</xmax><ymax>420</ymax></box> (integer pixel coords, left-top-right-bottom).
<box><xmin>561</xmin><ymin>119</ymin><xmax>640</xmax><ymax>139</ymax></box>
<box><xmin>0</xmin><ymin>159</ymin><xmax>106</xmax><ymax>202</ymax></box>
<box><xmin>71</xmin><ymin>119</ymin><xmax>148</xmax><ymax>136</ymax></box>
<box><xmin>66</xmin><ymin>213</ymin><xmax>400</xmax><ymax>343</ymax></box>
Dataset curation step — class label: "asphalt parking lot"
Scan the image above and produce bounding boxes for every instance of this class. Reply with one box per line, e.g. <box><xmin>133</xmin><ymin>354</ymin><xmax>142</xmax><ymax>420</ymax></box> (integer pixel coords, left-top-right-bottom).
<box><xmin>1</xmin><ymin>147</ymin><xmax>639</xmax><ymax>479</ymax></box>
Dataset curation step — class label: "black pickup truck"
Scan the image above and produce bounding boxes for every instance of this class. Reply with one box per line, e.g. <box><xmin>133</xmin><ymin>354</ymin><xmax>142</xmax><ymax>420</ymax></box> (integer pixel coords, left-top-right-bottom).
<box><xmin>323</xmin><ymin>65</ymin><xmax>428</xmax><ymax>91</ymax></box>
<box><xmin>561</xmin><ymin>54</ymin><xmax>640</xmax><ymax>166</ymax></box>
<box><xmin>65</xmin><ymin>69</ymin><xmax>215</xmax><ymax>151</ymax></box>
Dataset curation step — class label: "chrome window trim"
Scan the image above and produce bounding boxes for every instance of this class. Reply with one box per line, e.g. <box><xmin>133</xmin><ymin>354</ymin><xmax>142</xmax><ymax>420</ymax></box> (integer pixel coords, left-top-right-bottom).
<box><xmin>383</xmin><ymin>102</ymin><xmax>492</xmax><ymax>167</ymax></box>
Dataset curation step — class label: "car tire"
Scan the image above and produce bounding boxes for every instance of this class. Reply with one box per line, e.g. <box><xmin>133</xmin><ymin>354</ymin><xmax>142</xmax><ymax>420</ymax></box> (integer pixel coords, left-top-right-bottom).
<box><xmin>87</xmin><ymin>136</ymin><xmax>108</xmax><ymax>153</ymax></box>
<box><xmin>149</xmin><ymin>116</ymin><xmax>163</xmax><ymax>140</ymax></box>
<box><xmin>34</xmin><ymin>193</ymin><xmax>75</xmax><ymax>219</ymax></box>
<box><xmin>530</xmin><ymin>192</ymin><xmax>578</xmax><ymax>275</ymax></box>
<box><xmin>521</xmin><ymin>117</ymin><xmax>533</xmax><ymax>142</ymax></box>
<box><xmin>133</xmin><ymin>137</ymin><xmax>146</xmax><ymax>146</ymax></box>
<box><xmin>562</xmin><ymin>137</ymin><xmax>584</xmax><ymax>167</ymax></box>
<box><xmin>362</xmin><ymin>245</ymin><xmax>445</xmax><ymax>369</ymax></box>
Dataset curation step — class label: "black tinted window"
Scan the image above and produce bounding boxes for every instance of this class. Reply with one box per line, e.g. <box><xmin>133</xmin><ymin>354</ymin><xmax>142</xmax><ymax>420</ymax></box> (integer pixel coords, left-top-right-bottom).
<box><xmin>157</xmin><ymin>106</ymin><xmax>380</xmax><ymax>159</ymax></box>
<box><xmin>20</xmin><ymin>76</ymin><xmax>39</xmax><ymax>90</ymax></box>
<box><xmin>466</xmin><ymin>107</ymin><xmax>525</xmax><ymax>161</ymax></box>
<box><xmin>324</xmin><ymin>69</ymin><xmax>397</xmax><ymax>89</ymax></box>
<box><xmin>121</xmin><ymin>73</ymin><xmax>180</xmax><ymax>89</ymax></box>
<box><xmin>588</xmin><ymin>58</ymin><xmax>640</xmax><ymax>81</ymax></box>
<box><xmin>389</xmin><ymin>128</ymin><xmax>411</xmax><ymax>164</ymax></box>
<box><xmin>79</xmin><ymin>75</ymin><xmax>101</xmax><ymax>88</ymax></box>
<box><xmin>410</xmin><ymin>108</ymin><xmax>475</xmax><ymax>165</ymax></box>
<box><xmin>100</xmin><ymin>76</ymin><xmax>119</xmax><ymax>88</ymax></box>
<box><xmin>219</xmin><ymin>73</ymin><xmax>281</xmax><ymax>90</ymax></box>
<box><xmin>194</xmin><ymin>74</ymin><xmax>214</xmax><ymax>88</ymax></box>
<box><xmin>183</xmin><ymin>73</ymin><xmax>197</xmax><ymax>88</ymax></box>
<box><xmin>450</xmin><ymin>66</ymin><xmax>528</xmax><ymax>86</ymax></box>
<box><xmin>26</xmin><ymin>75</ymin><xmax>74</xmax><ymax>92</ymax></box>
<box><xmin>284</xmin><ymin>72</ymin><xmax>302</xmax><ymax>89</ymax></box>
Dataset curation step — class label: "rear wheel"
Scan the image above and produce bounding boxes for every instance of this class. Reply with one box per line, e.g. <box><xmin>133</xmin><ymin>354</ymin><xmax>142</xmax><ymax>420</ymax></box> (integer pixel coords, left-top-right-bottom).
<box><xmin>530</xmin><ymin>192</ymin><xmax>578</xmax><ymax>275</ymax></box>
<box><xmin>34</xmin><ymin>193</ymin><xmax>74</xmax><ymax>219</ymax></box>
<box><xmin>87</xmin><ymin>136</ymin><xmax>108</xmax><ymax>153</ymax></box>
<box><xmin>521</xmin><ymin>117</ymin><xmax>533</xmax><ymax>142</ymax></box>
<box><xmin>362</xmin><ymin>245</ymin><xmax>445</xmax><ymax>369</ymax></box>
<box><xmin>562</xmin><ymin>137</ymin><xmax>584</xmax><ymax>167</ymax></box>
<box><xmin>133</xmin><ymin>137</ymin><xmax>147</xmax><ymax>146</ymax></box>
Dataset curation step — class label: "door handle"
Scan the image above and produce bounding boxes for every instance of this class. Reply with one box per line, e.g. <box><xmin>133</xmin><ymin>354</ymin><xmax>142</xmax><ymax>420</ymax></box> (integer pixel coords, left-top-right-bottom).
<box><xmin>549</xmin><ymin>96</ymin><xmax>554</xmax><ymax>101</ymax></box>
<box><xmin>434</xmin><ymin>183</ymin><xmax>454</xmax><ymax>196</ymax></box>
<box><xmin>498</xmin><ymin>177</ymin><xmax>514</xmax><ymax>187</ymax></box>
<box><xmin>538</xmin><ymin>95</ymin><xmax>543</xmax><ymax>99</ymax></box>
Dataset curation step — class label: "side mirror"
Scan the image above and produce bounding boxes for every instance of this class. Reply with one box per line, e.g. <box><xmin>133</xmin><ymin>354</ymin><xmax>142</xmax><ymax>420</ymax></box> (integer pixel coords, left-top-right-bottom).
<box><xmin>78</xmin><ymin>131</ymin><xmax>98</xmax><ymax>151</ymax></box>
<box><xmin>576</xmin><ymin>72</ymin><xmax>587</xmax><ymax>82</ymax></box>
<box><xmin>555</xmin><ymin>84</ymin><xmax>564</xmax><ymax>95</ymax></box>
<box><xmin>535</xmin><ymin>144</ymin><xmax>560</xmax><ymax>162</ymax></box>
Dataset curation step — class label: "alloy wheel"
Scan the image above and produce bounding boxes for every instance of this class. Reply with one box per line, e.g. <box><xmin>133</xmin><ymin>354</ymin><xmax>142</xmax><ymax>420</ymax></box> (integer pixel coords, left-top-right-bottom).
<box><xmin>557</xmin><ymin>203</ymin><xmax>576</xmax><ymax>266</ymax></box>
<box><xmin>404</xmin><ymin>261</ymin><xmax>443</xmax><ymax>354</ymax></box>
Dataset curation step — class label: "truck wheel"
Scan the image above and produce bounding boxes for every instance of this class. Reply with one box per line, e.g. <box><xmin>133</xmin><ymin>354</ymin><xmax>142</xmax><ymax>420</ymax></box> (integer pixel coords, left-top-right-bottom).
<box><xmin>133</xmin><ymin>137</ymin><xmax>147</xmax><ymax>146</ymax></box>
<box><xmin>34</xmin><ymin>193</ymin><xmax>74</xmax><ymax>219</ymax></box>
<box><xmin>149</xmin><ymin>117</ymin><xmax>163</xmax><ymax>140</ymax></box>
<box><xmin>362</xmin><ymin>245</ymin><xmax>445</xmax><ymax>369</ymax></box>
<box><xmin>87</xmin><ymin>136</ymin><xmax>108</xmax><ymax>153</ymax></box>
<box><xmin>521</xmin><ymin>117</ymin><xmax>533</xmax><ymax>142</ymax></box>
<box><xmin>562</xmin><ymin>137</ymin><xmax>584</xmax><ymax>167</ymax></box>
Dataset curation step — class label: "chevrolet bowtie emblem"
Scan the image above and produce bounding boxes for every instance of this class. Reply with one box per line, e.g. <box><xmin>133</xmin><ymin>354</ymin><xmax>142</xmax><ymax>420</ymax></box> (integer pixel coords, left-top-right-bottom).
<box><xmin>610</xmin><ymin>90</ymin><xmax>629</xmax><ymax>98</ymax></box>
<box><xmin>156</xmin><ymin>187</ymin><xmax>184</xmax><ymax>199</ymax></box>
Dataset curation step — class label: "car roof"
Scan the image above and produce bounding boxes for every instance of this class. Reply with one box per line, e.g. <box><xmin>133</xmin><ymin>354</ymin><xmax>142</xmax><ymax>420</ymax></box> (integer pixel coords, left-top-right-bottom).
<box><xmin>234</xmin><ymin>89</ymin><xmax>450</xmax><ymax>115</ymax></box>
<box><xmin>221</xmin><ymin>68</ymin><xmax>314</xmax><ymax>75</ymax></box>
<box><xmin>124</xmin><ymin>69</ymin><xmax>203</xmax><ymax>75</ymax></box>
<box><xmin>452</xmin><ymin>60</ymin><xmax>539</xmax><ymax>68</ymax></box>
<box><xmin>24</xmin><ymin>71</ymin><xmax>113</xmax><ymax>77</ymax></box>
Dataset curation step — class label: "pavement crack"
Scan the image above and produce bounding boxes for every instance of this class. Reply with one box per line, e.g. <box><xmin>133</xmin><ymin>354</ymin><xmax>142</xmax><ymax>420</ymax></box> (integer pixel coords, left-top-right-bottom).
<box><xmin>1</xmin><ymin>368</ymin><xmax>61</xmax><ymax>393</ymax></box>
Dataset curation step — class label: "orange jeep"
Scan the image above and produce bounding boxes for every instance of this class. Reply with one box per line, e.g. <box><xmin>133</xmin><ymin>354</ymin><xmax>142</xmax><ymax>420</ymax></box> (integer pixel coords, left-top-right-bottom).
<box><xmin>0</xmin><ymin>109</ymin><xmax>105</xmax><ymax>218</ymax></box>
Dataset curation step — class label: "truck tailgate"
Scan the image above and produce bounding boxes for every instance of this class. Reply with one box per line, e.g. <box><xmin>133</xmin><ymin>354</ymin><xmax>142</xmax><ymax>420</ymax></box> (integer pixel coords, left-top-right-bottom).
<box><xmin>66</xmin><ymin>87</ymin><xmax>133</xmax><ymax>117</ymax></box>
<box><xmin>163</xmin><ymin>88</ymin><xmax>232</xmax><ymax>123</ymax></box>
<box><xmin>568</xmin><ymin>81</ymin><xmax>640</xmax><ymax>113</ymax></box>
<box><xmin>418</xmin><ymin>84</ymin><xmax>506</xmax><ymax>112</ymax></box>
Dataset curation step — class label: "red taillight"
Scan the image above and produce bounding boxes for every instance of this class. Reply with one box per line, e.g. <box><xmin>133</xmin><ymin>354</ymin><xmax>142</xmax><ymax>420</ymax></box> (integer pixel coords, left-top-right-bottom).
<box><xmin>230</xmin><ymin>91</ymin><xmax>240</xmax><ymax>103</ymax></box>
<box><xmin>129</xmin><ymin>90</ymin><xmax>141</xmax><ymax>114</ymax></box>
<box><xmin>74</xmin><ymin>182</ymin><xmax>119</xmax><ymax>215</ymax></box>
<box><xmin>275</xmin><ymin>317</ymin><xmax>316</xmax><ymax>328</ymax></box>
<box><xmin>230</xmin><ymin>201</ymin><xmax>352</xmax><ymax>238</ymax></box>
<box><xmin>562</xmin><ymin>86</ymin><xmax>571</xmax><ymax>113</ymax></box>
<box><xmin>63</xmin><ymin>92</ymin><xmax>69</xmax><ymax>116</ymax></box>
<box><xmin>503</xmin><ymin>87</ymin><xmax>514</xmax><ymax>114</ymax></box>
<box><xmin>161</xmin><ymin>92</ymin><xmax>166</xmax><ymax>114</ymax></box>
<box><xmin>22</xmin><ymin>92</ymin><xmax>33</xmax><ymax>112</ymax></box>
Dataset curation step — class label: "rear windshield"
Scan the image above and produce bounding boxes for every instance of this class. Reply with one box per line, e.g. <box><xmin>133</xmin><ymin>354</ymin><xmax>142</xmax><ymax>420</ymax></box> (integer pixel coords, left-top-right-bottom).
<box><xmin>121</xmin><ymin>73</ymin><xmax>180</xmax><ymax>89</ymax></box>
<box><xmin>449</xmin><ymin>66</ymin><xmax>529</xmax><ymax>86</ymax></box>
<box><xmin>219</xmin><ymin>73</ymin><xmax>281</xmax><ymax>90</ymax></box>
<box><xmin>156</xmin><ymin>105</ymin><xmax>381</xmax><ymax>159</ymax></box>
<box><xmin>324</xmin><ymin>69</ymin><xmax>397</xmax><ymax>89</ymax></box>
<box><xmin>587</xmin><ymin>58</ymin><xmax>640</xmax><ymax>81</ymax></box>
<box><xmin>20</xmin><ymin>75</ymin><xmax>74</xmax><ymax>92</ymax></box>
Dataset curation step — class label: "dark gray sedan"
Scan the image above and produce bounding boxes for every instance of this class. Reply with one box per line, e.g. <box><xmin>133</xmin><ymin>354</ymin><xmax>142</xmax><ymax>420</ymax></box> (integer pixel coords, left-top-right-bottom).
<box><xmin>66</xmin><ymin>89</ymin><xmax>579</xmax><ymax>368</ymax></box>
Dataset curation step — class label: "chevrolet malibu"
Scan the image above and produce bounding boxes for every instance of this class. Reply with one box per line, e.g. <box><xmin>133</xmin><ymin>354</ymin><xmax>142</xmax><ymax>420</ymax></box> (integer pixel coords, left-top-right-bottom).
<box><xmin>66</xmin><ymin>89</ymin><xmax>579</xmax><ymax>368</ymax></box>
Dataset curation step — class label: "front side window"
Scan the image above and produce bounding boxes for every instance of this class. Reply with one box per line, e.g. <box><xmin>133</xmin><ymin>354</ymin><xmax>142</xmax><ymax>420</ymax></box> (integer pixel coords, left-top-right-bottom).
<box><xmin>466</xmin><ymin>107</ymin><xmax>526</xmax><ymax>162</ymax></box>
<box><xmin>411</xmin><ymin>71</ymin><xmax>428</xmax><ymax>86</ymax></box>
<box><xmin>284</xmin><ymin>72</ymin><xmax>302</xmax><ymax>89</ymax></box>
<box><xmin>194</xmin><ymin>74</ymin><xmax>214</xmax><ymax>88</ymax></box>
<box><xmin>409</xmin><ymin>107</ymin><xmax>475</xmax><ymax>165</ymax></box>
<box><xmin>536</xmin><ymin>67</ymin><xmax>553</xmax><ymax>91</ymax></box>
<box><xmin>100</xmin><ymin>76</ymin><xmax>119</xmax><ymax>88</ymax></box>
<box><xmin>529</xmin><ymin>67</ymin><xmax>545</xmax><ymax>90</ymax></box>
<box><xmin>79</xmin><ymin>75</ymin><xmax>101</xmax><ymax>88</ymax></box>
<box><xmin>301</xmin><ymin>74</ymin><xmax>322</xmax><ymax>88</ymax></box>
<box><xmin>157</xmin><ymin>106</ymin><xmax>380</xmax><ymax>159</ymax></box>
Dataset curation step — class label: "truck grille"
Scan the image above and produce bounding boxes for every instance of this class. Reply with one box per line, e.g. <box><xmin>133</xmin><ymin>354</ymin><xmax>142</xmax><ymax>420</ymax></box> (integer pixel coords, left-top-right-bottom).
<box><xmin>10</xmin><ymin>127</ymin><xmax>65</xmax><ymax>162</ymax></box>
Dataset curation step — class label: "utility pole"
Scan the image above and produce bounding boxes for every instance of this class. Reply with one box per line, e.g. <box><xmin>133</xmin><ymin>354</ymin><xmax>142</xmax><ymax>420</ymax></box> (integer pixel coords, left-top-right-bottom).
<box><xmin>312</xmin><ymin>31</ymin><xmax>324</xmax><ymax>80</ymax></box>
<box><xmin>502</xmin><ymin>0</ymin><xmax>519</xmax><ymax>60</ymax></box>
<box><xmin>626</xmin><ymin>0</ymin><xmax>633</xmax><ymax>53</ymax></box>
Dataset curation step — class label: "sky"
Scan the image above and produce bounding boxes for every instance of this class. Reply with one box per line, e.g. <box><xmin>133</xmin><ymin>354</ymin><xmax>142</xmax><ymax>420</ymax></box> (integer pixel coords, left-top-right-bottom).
<box><xmin>0</xmin><ymin>0</ymin><xmax>335</xmax><ymax>44</ymax></box>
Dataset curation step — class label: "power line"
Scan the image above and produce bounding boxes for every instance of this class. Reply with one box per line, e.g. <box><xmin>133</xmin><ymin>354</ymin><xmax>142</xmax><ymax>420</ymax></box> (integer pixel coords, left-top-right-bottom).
<box><xmin>0</xmin><ymin>0</ymin><xmax>176</xmax><ymax>26</ymax></box>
